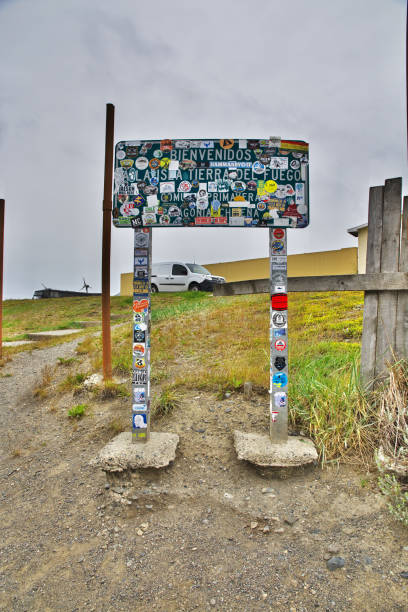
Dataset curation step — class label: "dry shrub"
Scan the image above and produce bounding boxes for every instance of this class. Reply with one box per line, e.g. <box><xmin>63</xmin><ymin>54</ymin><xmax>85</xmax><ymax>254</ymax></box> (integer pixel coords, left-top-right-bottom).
<box><xmin>376</xmin><ymin>359</ymin><xmax>408</xmax><ymax>473</ymax></box>
<box><xmin>33</xmin><ymin>364</ymin><xmax>55</xmax><ymax>399</ymax></box>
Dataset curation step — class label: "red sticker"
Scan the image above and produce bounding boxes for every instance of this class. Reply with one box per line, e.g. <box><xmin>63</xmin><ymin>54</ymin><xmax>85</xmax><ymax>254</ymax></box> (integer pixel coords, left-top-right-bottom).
<box><xmin>275</xmin><ymin>339</ymin><xmax>286</xmax><ymax>351</ymax></box>
<box><xmin>133</xmin><ymin>299</ymin><xmax>149</xmax><ymax>313</ymax></box>
<box><xmin>273</xmin><ymin>228</ymin><xmax>284</xmax><ymax>239</ymax></box>
<box><xmin>271</xmin><ymin>293</ymin><xmax>288</xmax><ymax>311</ymax></box>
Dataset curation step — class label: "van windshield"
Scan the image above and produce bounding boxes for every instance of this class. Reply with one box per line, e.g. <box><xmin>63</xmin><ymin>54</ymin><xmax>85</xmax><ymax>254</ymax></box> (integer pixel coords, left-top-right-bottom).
<box><xmin>186</xmin><ymin>264</ymin><xmax>210</xmax><ymax>275</ymax></box>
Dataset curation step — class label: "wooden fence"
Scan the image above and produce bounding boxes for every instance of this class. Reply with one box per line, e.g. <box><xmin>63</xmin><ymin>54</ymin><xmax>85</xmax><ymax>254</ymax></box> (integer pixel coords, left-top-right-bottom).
<box><xmin>214</xmin><ymin>177</ymin><xmax>407</xmax><ymax>389</ymax></box>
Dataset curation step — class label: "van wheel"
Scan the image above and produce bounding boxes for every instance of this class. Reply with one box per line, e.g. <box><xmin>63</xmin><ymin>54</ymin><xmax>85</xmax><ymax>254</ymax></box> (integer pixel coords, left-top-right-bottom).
<box><xmin>151</xmin><ymin>284</ymin><xmax>158</xmax><ymax>293</ymax></box>
<box><xmin>189</xmin><ymin>283</ymin><xmax>199</xmax><ymax>292</ymax></box>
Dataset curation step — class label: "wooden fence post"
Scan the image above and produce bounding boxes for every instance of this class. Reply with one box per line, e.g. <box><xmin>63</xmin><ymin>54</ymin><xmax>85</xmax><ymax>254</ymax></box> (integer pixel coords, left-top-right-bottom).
<box><xmin>360</xmin><ymin>185</ymin><xmax>384</xmax><ymax>388</ymax></box>
<box><xmin>396</xmin><ymin>195</ymin><xmax>408</xmax><ymax>359</ymax></box>
<box><xmin>374</xmin><ymin>178</ymin><xmax>402</xmax><ymax>379</ymax></box>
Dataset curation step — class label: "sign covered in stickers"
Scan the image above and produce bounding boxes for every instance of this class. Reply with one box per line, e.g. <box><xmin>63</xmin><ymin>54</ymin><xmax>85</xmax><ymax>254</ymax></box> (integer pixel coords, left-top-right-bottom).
<box><xmin>113</xmin><ymin>138</ymin><xmax>309</xmax><ymax>229</ymax></box>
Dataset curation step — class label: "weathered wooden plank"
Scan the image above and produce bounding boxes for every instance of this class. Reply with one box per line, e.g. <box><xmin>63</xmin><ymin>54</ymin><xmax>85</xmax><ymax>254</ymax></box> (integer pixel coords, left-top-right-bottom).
<box><xmin>213</xmin><ymin>272</ymin><xmax>408</xmax><ymax>296</ymax></box>
<box><xmin>396</xmin><ymin>195</ymin><xmax>408</xmax><ymax>358</ymax></box>
<box><xmin>375</xmin><ymin>178</ymin><xmax>402</xmax><ymax>379</ymax></box>
<box><xmin>360</xmin><ymin>185</ymin><xmax>384</xmax><ymax>388</ymax></box>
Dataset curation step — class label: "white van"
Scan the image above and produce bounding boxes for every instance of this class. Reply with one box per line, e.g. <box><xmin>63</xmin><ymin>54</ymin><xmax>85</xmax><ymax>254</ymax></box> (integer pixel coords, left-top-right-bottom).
<box><xmin>151</xmin><ymin>262</ymin><xmax>225</xmax><ymax>293</ymax></box>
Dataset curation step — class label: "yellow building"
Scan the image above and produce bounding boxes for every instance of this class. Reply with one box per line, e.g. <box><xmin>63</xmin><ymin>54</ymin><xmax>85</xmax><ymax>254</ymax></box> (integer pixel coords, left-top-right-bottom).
<box><xmin>347</xmin><ymin>224</ymin><xmax>368</xmax><ymax>273</ymax></box>
<box><xmin>120</xmin><ymin>246</ymin><xmax>358</xmax><ymax>295</ymax></box>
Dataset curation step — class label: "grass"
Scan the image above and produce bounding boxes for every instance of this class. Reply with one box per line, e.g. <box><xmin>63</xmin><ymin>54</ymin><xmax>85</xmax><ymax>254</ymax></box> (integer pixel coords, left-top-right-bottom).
<box><xmin>2</xmin><ymin>295</ymin><xmax>129</xmax><ymax>341</ymax></box>
<box><xmin>13</xmin><ymin>288</ymin><xmax>404</xmax><ymax>467</ymax></box>
<box><xmin>33</xmin><ymin>365</ymin><xmax>55</xmax><ymax>399</ymax></box>
<box><xmin>152</xmin><ymin>386</ymin><xmax>181</xmax><ymax>419</ymax></box>
<box><xmin>67</xmin><ymin>404</ymin><xmax>87</xmax><ymax>419</ymax></box>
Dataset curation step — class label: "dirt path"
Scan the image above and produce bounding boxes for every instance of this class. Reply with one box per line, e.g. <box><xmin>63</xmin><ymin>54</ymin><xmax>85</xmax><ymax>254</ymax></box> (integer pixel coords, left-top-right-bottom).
<box><xmin>0</xmin><ymin>342</ymin><xmax>407</xmax><ymax>611</ymax></box>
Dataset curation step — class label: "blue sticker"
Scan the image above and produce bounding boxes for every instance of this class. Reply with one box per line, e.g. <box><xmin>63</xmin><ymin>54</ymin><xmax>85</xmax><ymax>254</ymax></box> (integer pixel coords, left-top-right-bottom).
<box><xmin>272</xmin><ymin>372</ymin><xmax>288</xmax><ymax>388</ymax></box>
<box><xmin>273</xmin><ymin>328</ymin><xmax>286</xmax><ymax>338</ymax></box>
<box><xmin>133</xmin><ymin>413</ymin><xmax>147</xmax><ymax>429</ymax></box>
<box><xmin>132</xmin><ymin>403</ymin><xmax>148</xmax><ymax>412</ymax></box>
<box><xmin>133</xmin><ymin>387</ymin><xmax>146</xmax><ymax>403</ymax></box>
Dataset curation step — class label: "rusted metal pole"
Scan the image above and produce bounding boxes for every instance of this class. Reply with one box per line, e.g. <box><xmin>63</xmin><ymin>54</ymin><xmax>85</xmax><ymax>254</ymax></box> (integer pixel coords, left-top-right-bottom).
<box><xmin>102</xmin><ymin>104</ymin><xmax>115</xmax><ymax>380</ymax></box>
<box><xmin>0</xmin><ymin>200</ymin><xmax>4</xmax><ymax>359</ymax></box>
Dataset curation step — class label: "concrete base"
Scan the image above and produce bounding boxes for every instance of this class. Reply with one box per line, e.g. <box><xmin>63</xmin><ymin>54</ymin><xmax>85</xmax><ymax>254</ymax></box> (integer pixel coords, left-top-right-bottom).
<box><xmin>96</xmin><ymin>431</ymin><xmax>179</xmax><ymax>473</ymax></box>
<box><xmin>234</xmin><ymin>431</ymin><xmax>318</xmax><ymax>467</ymax></box>
<box><xmin>27</xmin><ymin>329</ymin><xmax>82</xmax><ymax>340</ymax></box>
<box><xmin>3</xmin><ymin>340</ymin><xmax>34</xmax><ymax>347</ymax></box>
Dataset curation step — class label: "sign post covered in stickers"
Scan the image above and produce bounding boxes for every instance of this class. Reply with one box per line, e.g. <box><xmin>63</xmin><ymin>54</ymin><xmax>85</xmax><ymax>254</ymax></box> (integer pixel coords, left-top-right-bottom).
<box><xmin>113</xmin><ymin>138</ymin><xmax>309</xmax><ymax>443</ymax></box>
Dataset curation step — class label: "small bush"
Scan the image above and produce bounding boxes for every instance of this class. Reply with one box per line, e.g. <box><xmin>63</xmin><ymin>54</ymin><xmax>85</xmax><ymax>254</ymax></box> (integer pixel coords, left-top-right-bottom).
<box><xmin>378</xmin><ymin>473</ymin><xmax>408</xmax><ymax>527</ymax></box>
<box><xmin>67</xmin><ymin>404</ymin><xmax>87</xmax><ymax>419</ymax></box>
<box><xmin>57</xmin><ymin>356</ymin><xmax>78</xmax><ymax>366</ymax></box>
<box><xmin>152</xmin><ymin>387</ymin><xmax>181</xmax><ymax>419</ymax></box>
<box><xmin>95</xmin><ymin>380</ymin><xmax>129</xmax><ymax>399</ymax></box>
<box><xmin>58</xmin><ymin>372</ymin><xmax>87</xmax><ymax>393</ymax></box>
<box><xmin>33</xmin><ymin>364</ymin><xmax>55</xmax><ymax>399</ymax></box>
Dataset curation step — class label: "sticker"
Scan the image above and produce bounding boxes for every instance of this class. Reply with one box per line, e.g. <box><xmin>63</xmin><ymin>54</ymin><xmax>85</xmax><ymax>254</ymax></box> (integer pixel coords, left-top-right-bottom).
<box><xmin>178</xmin><ymin>181</ymin><xmax>191</xmax><ymax>192</ymax></box>
<box><xmin>120</xmin><ymin>159</ymin><xmax>134</xmax><ymax>169</ymax></box>
<box><xmin>134</xmin><ymin>312</ymin><xmax>147</xmax><ymax>323</ymax></box>
<box><xmin>133</xmin><ymin>299</ymin><xmax>149</xmax><ymax>313</ymax></box>
<box><xmin>272</xmin><ymin>312</ymin><xmax>287</xmax><ymax>328</ymax></box>
<box><xmin>274</xmin><ymin>285</ymin><xmax>286</xmax><ymax>292</ymax></box>
<box><xmin>133</xmin><ymin>330</ymin><xmax>146</xmax><ymax>343</ymax></box>
<box><xmin>133</xmin><ymin>343</ymin><xmax>146</xmax><ymax>357</ymax></box>
<box><xmin>149</xmin><ymin>158</ymin><xmax>160</xmax><ymax>170</ymax></box>
<box><xmin>132</xmin><ymin>371</ymin><xmax>147</xmax><ymax>384</ymax></box>
<box><xmin>133</xmin><ymin>431</ymin><xmax>146</xmax><ymax>439</ymax></box>
<box><xmin>160</xmin><ymin>182</ymin><xmax>175</xmax><ymax>193</ymax></box>
<box><xmin>133</xmin><ymin>403</ymin><xmax>148</xmax><ymax>413</ymax></box>
<box><xmin>290</xmin><ymin>159</ymin><xmax>300</xmax><ymax>170</ymax></box>
<box><xmin>132</xmin><ymin>413</ymin><xmax>148</xmax><ymax>429</ymax></box>
<box><xmin>270</xmin><ymin>256</ymin><xmax>287</xmax><ymax>271</ymax></box>
<box><xmin>271</xmin><ymin>240</ymin><xmax>285</xmax><ymax>255</ymax></box>
<box><xmin>270</xmin><ymin>157</ymin><xmax>288</xmax><ymax>170</ymax></box>
<box><xmin>274</xmin><ymin>339</ymin><xmax>287</xmax><ymax>351</ymax></box>
<box><xmin>273</xmin><ymin>372</ymin><xmax>288</xmax><ymax>388</ymax></box>
<box><xmin>134</xmin><ymin>232</ymin><xmax>149</xmax><ymax>247</ymax></box>
<box><xmin>274</xmin><ymin>392</ymin><xmax>287</xmax><ymax>408</ymax></box>
<box><xmin>153</xmin><ymin>149</ymin><xmax>163</xmax><ymax>158</ymax></box>
<box><xmin>271</xmin><ymin>411</ymin><xmax>279</xmax><ymax>422</ymax></box>
<box><xmin>133</xmin><ymin>387</ymin><xmax>146</xmax><ymax>403</ymax></box>
<box><xmin>142</xmin><ymin>213</ymin><xmax>156</xmax><ymax>225</ymax></box>
<box><xmin>271</xmin><ymin>293</ymin><xmax>288</xmax><ymax>311</ymax></box>
<box><xmin>134</xmin><ymin>357</ymin><xmax>146</xmax><ymax>370</ymax></box>
<box><xmin>160</xmin><ymin>157</ymin><xmax>171</xmax><ymax>169</ymax></box>
<box><xmin>274</xmin><ymin>356</ymin><xmax>286</xmax><ymax>371</ymax></box>
<box><xmin>133</xmin><ymin>280</ymin><xmax>149</xmax><ymax>293</ymax></box>
<box><xmin>135</xmin><ymin>256</ymin><xmax>148</xmax><ymax>266</ymax></box>
<box><xmin>175</xmin><ymin>140</ymin><xmax>191</xmax><ymax>149</ymax></box>
<box><xmin>160</xmin><ymin>139</ymin><xmax>172</xmax><ymax>151</ymax></box>
<box><xmin>273</xmin><ymin>228</ymin><xmax>285</xmax><ymax>239</ymax></box>
<box><xmin>220</xmin><ymin>139</ymin><xmax>234</xmax><ymax>149</ymax></box>
<box><xmin>273</xmin><ymin>328</ymin><xmax>286</xmax><ymax>338</ymax></box>
<box><xmin>264</xmin><ymin>180</ymin><xmax>277</xmax><ymax>193</ymax></box>
<box><xmin>295</xmin><ymin>183</ymin><xmax>305</xmax><ymax>206</ymax></box>
<box><xmin>135</xmin><ymin>157</ymin><xmax>149</xmax><ymax>170</ymax></box>
<box><xmin>252</xmin><ymin>161</ymin><xmax>265</xmax><ymax>175</ymax></box>
<box><xmin>116</xmin><ymin>149</ymin><xmax>126</xmax><ymax>160</ymax></box>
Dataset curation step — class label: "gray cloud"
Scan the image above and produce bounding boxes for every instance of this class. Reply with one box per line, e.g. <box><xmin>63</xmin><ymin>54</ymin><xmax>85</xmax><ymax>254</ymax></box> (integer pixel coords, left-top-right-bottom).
<box><xmin>0</xmin><ymin>0</ymin><xmax>406</xmax><ymax>297</ymax></box>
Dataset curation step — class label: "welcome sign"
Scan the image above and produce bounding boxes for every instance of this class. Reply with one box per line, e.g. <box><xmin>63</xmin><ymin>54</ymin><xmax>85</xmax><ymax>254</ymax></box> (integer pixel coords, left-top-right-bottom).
<box><xmin>113</xmin><ymin>138</ymin><xmax>309</xmax><ymax>229</ymax></box>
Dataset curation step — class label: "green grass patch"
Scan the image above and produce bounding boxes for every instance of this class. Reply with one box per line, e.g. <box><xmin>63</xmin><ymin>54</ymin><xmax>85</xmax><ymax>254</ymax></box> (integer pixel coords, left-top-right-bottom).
<box><xmin>67</xmin><ymin>404</ymin><xmax>87</xmax><ymax>419</ymax></box>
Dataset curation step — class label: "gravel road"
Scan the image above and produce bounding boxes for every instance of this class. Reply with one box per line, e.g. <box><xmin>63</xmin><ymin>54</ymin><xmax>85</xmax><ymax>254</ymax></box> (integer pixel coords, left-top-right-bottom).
<box><xmin>0</xmin><ymin>341</ymin><xmax>407</xmax><ymax>611</ymax></box>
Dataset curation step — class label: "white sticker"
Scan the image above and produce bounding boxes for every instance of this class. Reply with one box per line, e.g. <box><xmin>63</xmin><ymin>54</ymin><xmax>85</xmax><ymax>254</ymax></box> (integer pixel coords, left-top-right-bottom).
<box><xmin>270</xmin><ymin>157</ymin><xmax>288</xmax><ymax>170</ymax></box>
<box><xmin>239</xmin><ymin>139</ymin><xmax>247</xmax><ymax>148</ymax></box>
<box><xmin>169</xmin><ymin>160</ymin><xmax>179</xmax><ymax>171</ymax></box>
<box><xmin>229</xmin><ymin>217</ymin><xmax>245</xmax><ymax>226</ymax></box>
<box><xmin>160</xmin><ymin>182</ymin><xmax>175</xmax><ymax>193</ymax></box>
<box><xmin>295</xmin><ymin>183</ymin><xmax>305</xmax><ymax>205</ymax></box>
<box><xmin>147</xmin><ymin>195</ymin><xmax>158</xmax><ymax>207</ymax></box>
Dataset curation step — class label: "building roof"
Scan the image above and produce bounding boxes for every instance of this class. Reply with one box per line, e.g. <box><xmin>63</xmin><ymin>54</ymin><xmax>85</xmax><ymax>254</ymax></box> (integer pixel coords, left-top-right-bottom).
<box><xmin>347</xmin><ymin>223</ymin><xmax>367</xmax><ymax>237</ymax></box>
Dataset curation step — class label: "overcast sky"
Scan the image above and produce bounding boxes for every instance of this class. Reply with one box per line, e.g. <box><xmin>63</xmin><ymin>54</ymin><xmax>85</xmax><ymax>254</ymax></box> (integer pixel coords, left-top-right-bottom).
<box><xmin>0</xmin><ymin>0</ymin><xmax>406</xmax><ymax>298</ymax></box>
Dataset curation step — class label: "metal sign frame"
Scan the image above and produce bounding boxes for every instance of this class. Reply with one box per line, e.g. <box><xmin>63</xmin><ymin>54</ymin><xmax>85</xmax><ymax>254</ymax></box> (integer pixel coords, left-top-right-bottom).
<box><xmin>113</xmin><ymin>138</ymin><xmax>309</xmax><ymax>444</ymax></box>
